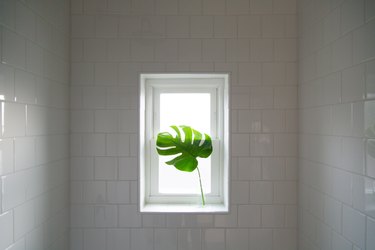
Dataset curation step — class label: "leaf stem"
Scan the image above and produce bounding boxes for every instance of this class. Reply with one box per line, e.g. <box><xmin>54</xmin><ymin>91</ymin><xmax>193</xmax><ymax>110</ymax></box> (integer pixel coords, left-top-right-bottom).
<box><xmin>196</xmin><ymin>167</ymin><xmax>205</xmax><ymax>206</ymax></box>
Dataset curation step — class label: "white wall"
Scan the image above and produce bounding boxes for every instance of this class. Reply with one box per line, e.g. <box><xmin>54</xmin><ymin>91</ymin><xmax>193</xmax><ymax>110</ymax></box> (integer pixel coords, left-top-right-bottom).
<box><xmin>298</xmin><ymin>0</ymin><xmax>375</xmax><ymax>249</ymax></box>
<box><xmin>0</xmin><ymin>0</ymin><xmax>70</xmax><ymax>249</ymax></box>
<box><xmin>70</xmin><ymin>0</ymin><xmax>298</xmax><ymax>249</ymax></box>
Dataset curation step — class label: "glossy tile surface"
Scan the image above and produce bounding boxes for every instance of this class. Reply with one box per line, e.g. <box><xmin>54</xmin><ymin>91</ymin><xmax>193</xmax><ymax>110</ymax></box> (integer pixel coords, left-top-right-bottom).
<box><xmin>298</xmin><ymin>0</ymin><xmax>375</xmax><ymax>249</ymax></box>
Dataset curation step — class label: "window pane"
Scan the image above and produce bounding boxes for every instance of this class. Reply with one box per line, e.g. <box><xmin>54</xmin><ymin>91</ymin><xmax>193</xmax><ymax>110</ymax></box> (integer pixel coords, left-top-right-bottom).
<box><xmin>158</xmin><ymin>93</ymin><xmax>211</xmax><ymax>194</ymax></box>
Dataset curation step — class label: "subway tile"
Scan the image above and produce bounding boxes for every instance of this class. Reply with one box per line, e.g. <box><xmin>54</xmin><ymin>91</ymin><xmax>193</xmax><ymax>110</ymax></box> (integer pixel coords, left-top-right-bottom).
<box><xmin>16</xmin><ymin>2</ymin><xmax>36</xmax><ymax>41</ymax></box>
<box><xmin>0</xmin><ymin>211</ymin><xmax>13</xmax><ymax>250</ymax></box>
<box><xmin>273</xmin><ymin>229</ymin><xmax>297</xmax><ymax>250</ymax></box>
<box><xmin>274</xmin><ymin>39</ymin><xmax>297</xmax><ymax>62</ymax></box>
<box><xmin>94</xmin><ymin>205</ymin><xmax>118</xmax><ymax>227</ymax></box>
<box><xmin>238</xmin><ymin>16</ymin><xmax>261</xmax><ymax>38</ymax></box>
<box><xmin>15</xmin><ymin>70</ymin><xmax>36</xmax><ymax>104</ymax></box>
<box><xmin>166</xmin><ymin>16</ymin><xmax>189</xmax><ymax>38</ymax></box>
<box><xmin>249</xmin><ymin>229</ymin><xmax>273</xmax><ymax>250</ymax></box>
<box><xmin>250</xmin><ymin>134</ymin><xmax>273</xmax><ymax>156</ymax></box>
<box><xmin>250</xmin><ymin>39</ymin><xmax>274</xmax><ymax>62</ymax></box>
<box><xmin>366</xmin><ymin>0</ymin><xmax>375</xmax><ymax>21</ymax></box>
<box><xmin>131</xmin><ymin>229</ymin><xmax>154</xmax><ymax>250</ymax></box>
<box><xmin>274</xmin><ymin>181</ymin><xmax>297</xmax><ymax>204</ymax></box>
<box><xmin>238</xmin><ymin>63</ymin><xmax>261</xmax><ymax>85</ymax></box>
<box><xmin>95</xmin><ymin>16</ymin><xmax>118</xmax><ymax>38</ymax></box>
<box><xmin>226</xmin><ymin>229</ymin><xmax>248</xmax><ymax>250</ymax></box>
<box><xmin>343</xmin><ymin>205</ymin><xmax>366</xmax><ymax>249</ymax></box>
<box><xmin>107</xmin><ymin>229</ymin><xmax>130</xmax><ymax>250</ymax></box>
<box><xmin>262</xmin><ymin>157</ymin><xmax>286</xmax><ymax>180</ymax></box>
<box><xmin>94</xmin><ymin>63</ymin><xmax>118</xmax><ymax>85</ymax></box>
<box><xmin>178</xmin><ymin>0</ymin><xmax>202</xmax><ymax>15</ymax></box>
<box><xmin>119</xmin><ymin>205</ymin><xmax>141</xmax><ymax>227</ymax></box>
<box><xmin>190</xmin><ymin>16</ymin><xmax>213</xmax><ymax>38</ymax></box>
<box><xmin>0</xmin><ymin>139</ymin><xmax>14</xmax><ymax>175</ymax></box>
<box><xmin>0</xmin><ymin>63</ymin><xmax>15</xmax><ymax>101</ymax></box>
<box><xmin>250</xmin><ymin>181</ymin><xmax>273</xmax><ymax>204</ymax></box>
<box><xmin>142</xmin><ymin>214</ymin><xmax>166</xmax><ymax>227</ymax></box>
<box><xmin>262</xmin><ymin>15</ymin><xmax>285</xmax><ymax>38</ymax></box>
<box><xmin>226</xmin><ymin>39</ymin><xmax>250</xmax><ymax>62</ymax></box>
<box><xmin>107</xmin><ymin>39</ymin><xmax>130</xmax><ymax>62</ymax></box>
<box><xmin>7</xmin><ymin>239</ymin><xmax>25</xmax><ymax>250</ymax></box>
<box><xmin>366</xmin><ymin>60</ymin><xmax>375</xmax><ymax>99</ymax></box>
<box><xmin>71</xmin><ymin>63</ymin><xmax>94</xmax><ymax>85</ymax></box>
<box><xmin>342</xmin><ymin>137</ymin><xmax>365</xmax><ymax>174</ymax></box>
<box><xmin>84</xmin><ymin>229</ymin><xmax>106</xmax><ymax>250</ymax></box>
<box><xmin>156</xmin><ymin>0</ymin><xmax>178</xmax><ymax>15</ymax></box>
<box><xmin>2</xmin><ymin>171</ymin><xmax>27</xmax><ymax>210</ymax></box>
<box><xmin>94</xmin><ymin>110</ymin><xmax>118</xmax><ymax>133</ymax></box>
<box><xmin>238</xmin><ymin>205</ymin><xmax>261</xmax><ymax>227</ymax></box>
<box><xmin>226</xmin><ymin>0</ymin><xmax>249</xmax><ymax>15</ymax></box>
<box><xmin>1</xmin><ymin>28</ymin><xmax>26</xmax><ymax>69</ymax></box>
<box><xmin>26</xmin><ymin>41</ymin><xmax>43</xmax><ymax>75</ymax></box>
<box><xmin>71</xmin><ymin>15</ymin><xmax>95</xmax><ymax>38</ymax></box>
<box><xmin>274</xmin><ymin>86</ymin><xmax>297</xmax><ymax>108</ymax></box>
<box><xmin>332</xmin><ymin>231</ymin><xmax>352</xmax><ymax>250</ymax></box>
<box><xmin>367</xmin><ymin>139</ymin><xmax>375</xmax><ymax>178</ymax></box>
<box><xmin>332</xmin><ymin>33</ymin><xmax>353</xmax><ymax>71</ymax></box>
<box><xmin>214</xmin><ymin>205</ymin><xmax>237</xmax><ymax>227</ymax></box>
<box><xmin>83</xmin><ymin>181</ymin><xmax>106</xmax><ymax>203</ymax></box>
<box><xmin>238</xmin><ymin>110</ymin><xmax>261</xmax><ymax>132</ymax></box>
<box><xmin>202</xmin><ymin>228</ymin><xmax>224</xmax><ymax>250</ymax></box>
<box><xmin>107</xmin><ymin>181</ymin><xmax>130</xmax><ymax>203</ymax></box>
<box><xmin>231</xmin><ymin>134</ymin><xmax>250</xmax><ymax>156</ymax></box>
<box><xmin>71</xmin><ymin>157</ymin><xmax>94</xmax><ymax>180</ymax></box>
<box><xmin>262</xmin><ymin>62</ymin><xmax>286</xmax><ymax>85</ymax></box>
<box><xmin>214</xmin><ymin>16</ymin><xmax>236</xmax><ymax>38</ymax></box>
<box><xmin>353</xmin><ymin>19</ymin><xmax>375</xmax><ymax>64</ymax></box>
<box><xmin>262</xmin><ymin>110</ymin><xmax>285</xmax><ymax>132</ymax></box>
<box><xmin>250</xmin><ymin>86</ymin><xmax>274</xmax><ymax>109</ymax></box>
<box><xmin>203</xmin><ymin>0</ymin><xmax>225</xmax><ymax>15</ymax></box>
<box><xmin>71</xmin><ymin>205</ymin><xmax>95</xmax><ymax>227</ymax></box>
<box><xmin>202</xmin><ymin>39</ymin><xmax>225</xmax><ymax>62</ymax></box>
<box><xmin>0</xmin><ymin>0</ymin><xmax>16</xmax><ymax>28</ymax></box>
<box><xmin>250</xmin><ymin>0</ymin><xmax>272</xmax><ymax>14</ymax></box>
<box><xmin>14</xmin><ymin>137</ymin><xmax>35</xmax><ymax>171</ymax></box>
<box><xmin>14</xmin><ymin>200</ymin><xmax>35</xmax><ymax>239</ymax></box>
<box><xmin>341</xmin><ymin>0</ymin><xmax>365</xmax><ymax>34</ymax></box>
<box><xmin>94</xmin><ymin>157</ymin><xmax>118</xmax><ymax>180</ymax></box>
<box><xmin>154</xmin><ymin>39</ymin><xmax>178</xmax><ymax>62</ymax></box>
<box><xmin>342</xmin><ymin>64</ymin><xmax>365</xmax><ymax>102</ymax></box>
<box><xmin>81</xmin><ymin>134</ymin><xmax>106</xmax><ymax>156</ymax></box>
<box><xmin>83</xmin><ymin>39</ymin><xmax>107</xmax><ymax>62</ymax></box>
<box><xmin>367</xmin><ymin>217</ymin><xmax>375</xmax><ymax>250</ymax></box>
<box><xmin>178</xmin><ymin>39</ymin><xmax>202</xmax><ymax>62</ymax></box>
<box><xmin>274</xmin><ymin>134</ymin><xmax>298</xmax><ymax>156</ymax></box>
<box><xmin>273</xmin><ymin>0</ymin><xmax>296</xmax><ymax>14</ymax></box>
<box><xmin>231</xmin><ymin>181</ymin><xmax>250</xmax><ymax>204</ymax></box>
<box><xmin>238</xmin><ymin>157</ymin><xmax>261</xmax><ymax>181</ymax></box>
<box><xmin>261</xmin><ymin>205</ymin><xmax>285</xmax><ymax>227</ymax></box>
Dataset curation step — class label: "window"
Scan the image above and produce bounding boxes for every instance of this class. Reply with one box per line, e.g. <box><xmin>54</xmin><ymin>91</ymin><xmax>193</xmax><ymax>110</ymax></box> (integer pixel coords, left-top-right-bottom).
<box><xmin>139</xmin><ymin>74</ymin><xmax>229</xmax><ymax>213</ymax></box>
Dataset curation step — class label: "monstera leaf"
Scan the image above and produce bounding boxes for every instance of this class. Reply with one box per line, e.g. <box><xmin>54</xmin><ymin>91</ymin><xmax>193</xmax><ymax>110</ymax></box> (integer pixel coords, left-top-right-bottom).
<box><xmin>156</xmin><ymin>125</ymin><xmax>213</xmax><ymax>172</ymax></box>
<box><xmin>156</xmin><ymin>125</ymin><xmax>213</xmax><ymax>205</ymax></box>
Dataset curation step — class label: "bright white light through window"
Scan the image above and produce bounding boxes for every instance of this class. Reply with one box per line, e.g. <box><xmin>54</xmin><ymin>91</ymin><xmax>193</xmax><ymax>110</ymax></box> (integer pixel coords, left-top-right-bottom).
<box><xmin>158</xmin><ymin>93</ymin><xmax>211</xmax><ymax>194</ymax></box>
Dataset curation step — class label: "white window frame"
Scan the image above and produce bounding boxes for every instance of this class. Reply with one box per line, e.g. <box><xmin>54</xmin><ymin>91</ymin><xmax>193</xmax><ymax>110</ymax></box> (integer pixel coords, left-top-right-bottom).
<box><xmin>139</xmin><ymin>74</ymin><xmax>229</xmax><ymax>213</ymax></box>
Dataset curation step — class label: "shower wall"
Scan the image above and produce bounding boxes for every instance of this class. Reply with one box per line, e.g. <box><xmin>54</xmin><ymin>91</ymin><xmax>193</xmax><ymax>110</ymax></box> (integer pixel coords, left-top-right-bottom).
<box><xmin>0</xmin><ymin>0</ymin><xmax>70</xmax><ymax>249</ymax></box>
<box><xmin>298</xmin><ymin>0</ymin><xmax>375</xmax><ymax>249</ymax></box>
<box><xmin>70</xmin><ymin>0</ymin><xmax>298</xmax><ymax>249</ymax></box>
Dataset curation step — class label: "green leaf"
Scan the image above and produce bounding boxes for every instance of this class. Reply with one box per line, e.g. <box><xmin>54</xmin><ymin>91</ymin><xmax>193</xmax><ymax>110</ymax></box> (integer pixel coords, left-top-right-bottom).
<box><xmin>156</xmin><ymin>125</ymin><xmax>213</xmax><ymax>172</ymax></box>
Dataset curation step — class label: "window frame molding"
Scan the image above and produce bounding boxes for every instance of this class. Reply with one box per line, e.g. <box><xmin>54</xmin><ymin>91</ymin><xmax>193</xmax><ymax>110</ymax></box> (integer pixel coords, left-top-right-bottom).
<box><xmin>139</xmin><ymin>73</ymin><xmax>230</xmax><ymax>213</ymax></box>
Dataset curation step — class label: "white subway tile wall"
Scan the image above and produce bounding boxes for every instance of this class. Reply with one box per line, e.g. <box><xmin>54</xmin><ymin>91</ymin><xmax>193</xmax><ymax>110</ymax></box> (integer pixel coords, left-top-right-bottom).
<box><xmin>0</xmin><ymin>0</ymin><xmax>70</xmax><ymax>250</ymax></box>
<box><xmin>299</xmin><ymin>0</ymin><xmax>375</xmax><ymax>249</ymax></box>
<box><xmin>70</xmin><ymin>0</ymin><xmax>297</xmax><ymax>249</ymax></box>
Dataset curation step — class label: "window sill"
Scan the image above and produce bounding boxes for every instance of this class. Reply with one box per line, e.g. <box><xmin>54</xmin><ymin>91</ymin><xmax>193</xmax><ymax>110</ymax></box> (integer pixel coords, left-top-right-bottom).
<box><xmin>140</xmin><ymin>203</ymin><xmax>229</xmax><ymax>213</ymax></box>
